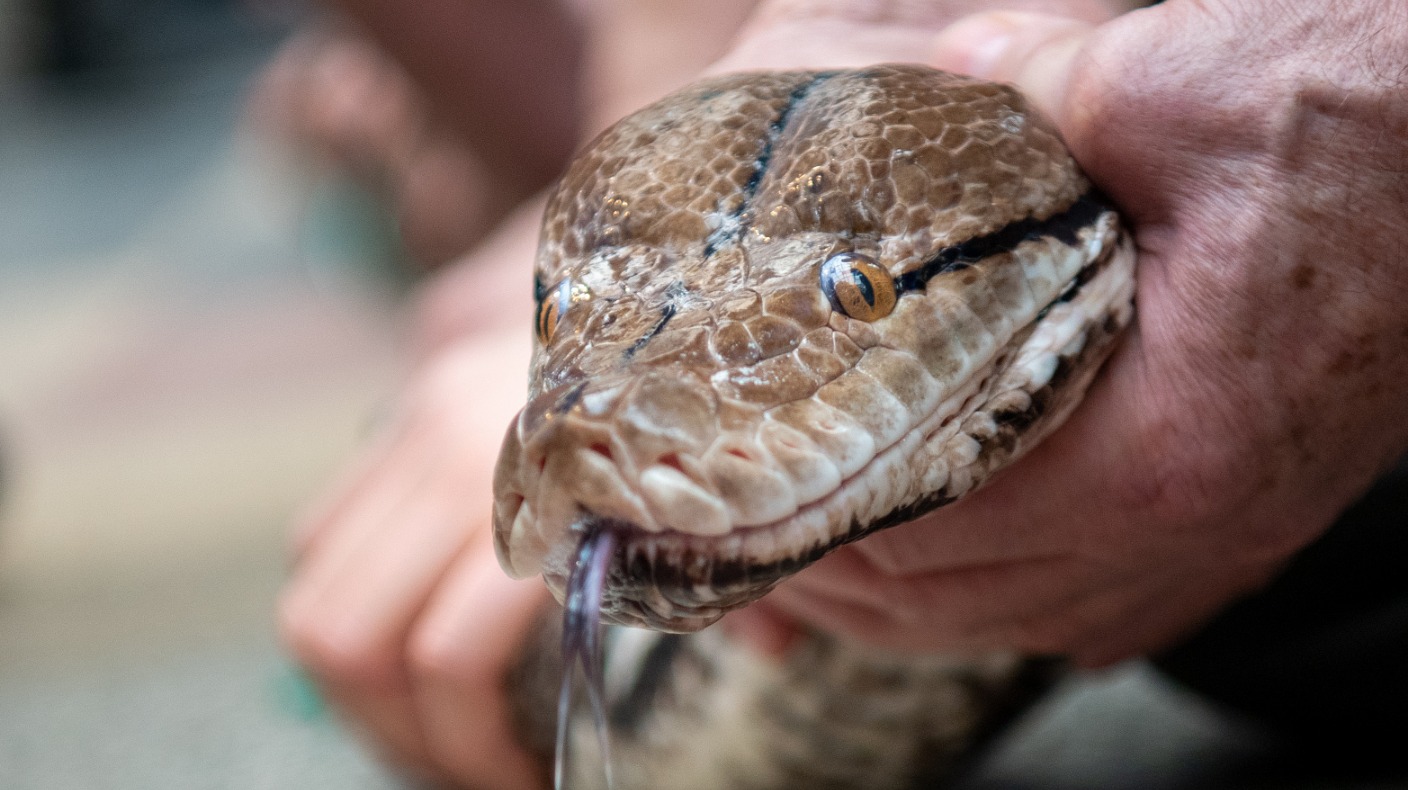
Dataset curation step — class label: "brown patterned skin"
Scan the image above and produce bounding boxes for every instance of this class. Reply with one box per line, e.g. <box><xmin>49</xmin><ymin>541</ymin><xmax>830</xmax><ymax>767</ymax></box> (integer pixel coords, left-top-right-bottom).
<box><xmin>524</xmin><ymin>67</ymin><xmax>1082</xmax><ymax>413</ymax></box>
<box><xmin>493</xmin><ymin>64</ymin><xmax>1132</xmax><ymax>637</ymax></box>
<box><xmin>539</xmin><ymin>67</ymin><xmax>1080</xmax><ymax>269</ymax></box>
<box><xmin>528</xmin><ymin>67</ymin><xmax>1083</xmax><ymax>396</ymax></box>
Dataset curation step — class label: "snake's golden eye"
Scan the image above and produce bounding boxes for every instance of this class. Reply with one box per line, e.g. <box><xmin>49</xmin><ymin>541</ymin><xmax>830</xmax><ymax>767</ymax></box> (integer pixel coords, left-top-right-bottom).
<box><xmin>536</xmin><ymin>279</ymin><xmax>572</xmax><ymax>344</ymax></box>
<box><xmin>819</xmin><ymin>252</ymin><xmax>897</xmax><ymax>321</ymax></box>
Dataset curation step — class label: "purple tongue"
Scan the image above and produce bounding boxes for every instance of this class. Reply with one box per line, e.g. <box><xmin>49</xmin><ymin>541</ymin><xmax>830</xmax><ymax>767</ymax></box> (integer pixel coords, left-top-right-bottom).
<box><xmin>555</xmin><ymin>527</ymin><xmax>618</xmax><ymax>790</ymax></box>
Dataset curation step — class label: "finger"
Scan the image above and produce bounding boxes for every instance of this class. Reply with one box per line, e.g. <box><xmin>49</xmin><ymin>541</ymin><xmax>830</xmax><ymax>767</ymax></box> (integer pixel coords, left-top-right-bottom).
<box><xmin>1063</xmin><ymin>560</ymin><xmax>1280</xmax><ymax>667</ymax></box>
<box><xmin>295</xmin><ymin>456</ymin><xmax>482</xmax><ymax>660</ymax></box>
<box><xmin>929</xmin><ymin>11</ymin><xmax>1096</xmax><ymax>125</ymax></box>
<box><xmin>976</xmin><ymin>566</ymin><xmax>1183</xmax><ymax>659</ymax></box>
<box><xmin>780</xmin><ymin>543</ymin><xmax>1079</xmax><ymax>618</ymax></box>
<box><xmin>710</xmin><ymin>14</ymin><xmax>938</xmax><ymax>75</ymax></box>
<box><xmin>279</xmin><ymin>409</ymin><xmax>459</xmax><ymax>772</ymax></box>
<box><xmin>723</xmin><ymin>0</ymin><xmax>1124</xmax><ymax>77</ymax></box>
<box><xmin>289</xmin><ymin>420</ymin><xmax>415</xmax><ymax>562</ymax></box>
<box><xmin>316</xmin><ymin>676</ymin><xmax>443</xmax><ymax>778</ymax></box>
<box><xmin>848</xmin><ymin>483</ymin><xmax>1082</xmax><ymax>577</ymax></box>
<box><xmin>777</xmin><ymin>544</ymin><xmax>1199</xmax><ymax>658</ymax></box>
<box><xmin>282</xmin><ymin>356</ymin><xmax>514</xmax><ymax>688</ymax></box>
<box><xmin>1064</xmin><ymin>573</ymin><xmax>1207</xmax><ymax>667</ymax></box>
<box><xmin>287</xmin><ymin>337</ymin><xmax>500</xmax><ymax>572</ymax></box>
<box><xmin>286</xmin><ymin>331</ymin><xmax>527</xmax><ymax>615</ymax></box>
<box><xmin>767</xmin><ymin>550</ymin><xmax>1126</xmax><ymax>652</ymax></box>
<box><xmin>715</xmin><ymin>0</ymin><xmax>1017</xmax><ymax>76</ymax></box>
<box><xmin>408</xmin><ymin>535</ymin><xmax>552</xmax><ymax>788</ymax></box>
<box><xmin>748</xmin><ymin>0</ymin><xmax>1128</xmax><ymax>33</ymax></box>
<box><xmin>838</xmin><ymin>344</ymin><xmax>1157</xmax><ymax>577</ymax></box>
<box><xmin>281</xmin><ymin>409</ymin><xmax>458</xmax><ymax>621</ymax></box>
<box><xmin>281</xmin><ymin>335</ymin><xmax>529</xmax><ymax>775</ymax></box>
<box><xmin>300</xmin><ymin>33</ymin><xmax>421</xmax><ymax>167</ymax></box>
<box><xmin>280</xmin><ymin>455</ymin><xmax>480</xmax><ymax>770</ymax></box>
<box><xmin>761</xmin><ymin>581</ymin><xmax>906</xmax><ymax>649</ymax></box>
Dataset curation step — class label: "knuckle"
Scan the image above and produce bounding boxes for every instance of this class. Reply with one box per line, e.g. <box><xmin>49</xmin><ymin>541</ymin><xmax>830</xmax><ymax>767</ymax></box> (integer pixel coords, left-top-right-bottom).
<box><xmin>406</xmin><ymin>626</ymin><xmax>468</xmax><ymax>685</ymax></box>
<box><xmin>407</xmin><ymin>618</ymin><xmax>506</xmax><ymax>698</ymax></box>
<box><xmin>278</xmin><ymin>595</ymin><xmax>404</xmax><ymax>691</ymax></box>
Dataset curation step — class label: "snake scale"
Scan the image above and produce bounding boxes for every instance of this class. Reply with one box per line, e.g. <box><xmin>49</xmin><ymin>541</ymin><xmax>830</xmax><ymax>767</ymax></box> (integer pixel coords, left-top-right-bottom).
<box><xmin>492</xmin><ymin>64</ymin><xmax>1137</xmax><ymax>789</ymax></box>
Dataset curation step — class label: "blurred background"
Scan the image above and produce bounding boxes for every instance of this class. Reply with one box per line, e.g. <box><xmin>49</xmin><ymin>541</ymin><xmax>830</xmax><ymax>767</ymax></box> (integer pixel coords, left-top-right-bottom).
<box><xmin>0</xmin><ymin>0</ymin><xmax>407</xmax><ymax>785</ymax></box>
<box><xmin>0</xmin><ymin>2</ymin><xmax>1398</xmax><ymax>789</ymax></box>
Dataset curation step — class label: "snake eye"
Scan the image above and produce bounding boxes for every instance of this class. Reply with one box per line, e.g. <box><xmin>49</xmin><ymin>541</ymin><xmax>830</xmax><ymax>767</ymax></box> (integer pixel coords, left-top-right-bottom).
<box><xmin>819</xmin><ymin>252</ymin><xmax>897</xmax><ymax>321</ymax></box>
<box><xmin>535</xmin><ymin>279</ymin><xmax>573</xmax><ymax>344</ymax></box>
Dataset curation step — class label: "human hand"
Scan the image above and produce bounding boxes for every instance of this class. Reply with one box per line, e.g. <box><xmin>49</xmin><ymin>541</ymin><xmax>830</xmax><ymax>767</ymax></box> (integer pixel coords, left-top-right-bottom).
<box><xmin>279</xmin><ymin>313</ymin><xmax>556</xmax><ymax>786</ymax></box>
<box><xmin>740</xmin><ymin>0</ymin><xmax>1408</xmax><ymax>667</ymax></box>
<box><xmin>249</xmin><ymin>29</ymin><xmax>518</xmax><ymax>267</ymax></box>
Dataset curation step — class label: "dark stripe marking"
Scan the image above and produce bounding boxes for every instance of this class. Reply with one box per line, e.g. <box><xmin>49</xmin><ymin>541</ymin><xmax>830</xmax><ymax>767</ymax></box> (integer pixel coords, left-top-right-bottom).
<box><xmin>895</xmin><ymin>192</ymin><xmax>1108</xmax><ymax>294</ymax></box>
<box><xmin>703</xmin><ymin>72</ymin><xmax>839</xmax><ymax>258</ymax></box>
<box><xmin>551</xmin><ymin>381</ymin><xmax>587</xmax><ymax>415</ymax></box>
<box><xmin>623</xmin><ymin>302</ymin><xmax>677</xmax><ymax>358</ymax></box>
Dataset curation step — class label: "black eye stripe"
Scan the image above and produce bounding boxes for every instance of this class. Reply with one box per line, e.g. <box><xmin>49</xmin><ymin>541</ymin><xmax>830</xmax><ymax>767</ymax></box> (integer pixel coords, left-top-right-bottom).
<box><xmin>896</xmin><ymin>191</ymin><xmax>1108</xmax><ymax>294</ymax></box>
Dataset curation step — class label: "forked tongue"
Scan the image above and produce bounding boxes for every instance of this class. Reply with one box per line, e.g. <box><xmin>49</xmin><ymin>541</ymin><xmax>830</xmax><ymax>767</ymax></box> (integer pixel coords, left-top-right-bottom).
<box><xmin>555</xmin><ymin>526</ymin><xmax>617</xmax><ymax>790</ymax></box>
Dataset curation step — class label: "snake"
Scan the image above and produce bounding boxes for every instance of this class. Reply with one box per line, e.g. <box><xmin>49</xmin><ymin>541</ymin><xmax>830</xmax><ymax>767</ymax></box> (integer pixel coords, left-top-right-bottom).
<box><xmin>491</xmin><ymin>64</ymin><xmax>1137</xmax><ymax>789</ymax></box>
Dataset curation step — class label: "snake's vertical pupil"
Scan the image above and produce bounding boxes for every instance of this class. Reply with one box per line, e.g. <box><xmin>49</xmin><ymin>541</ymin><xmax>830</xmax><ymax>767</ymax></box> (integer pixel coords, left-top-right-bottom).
<box><xmin>851</xmin><ymin>269</ymin><xmax>876</xmax><ymax>307</ymax></box>
<box><xmin>537</xmin><ymin>279</ymin><xmax>573</xmax><ymax>344</ymax></box>
<box><xmin>820</xmin><ymin>252</ymin><xmax>897</xmax><ymax>321</ymax></box>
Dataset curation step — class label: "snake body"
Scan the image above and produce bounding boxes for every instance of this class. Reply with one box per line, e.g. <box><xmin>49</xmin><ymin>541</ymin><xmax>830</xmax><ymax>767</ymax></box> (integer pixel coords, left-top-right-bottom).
<box><xmin>493</xmin><ymin>65</ymin><xmax>1136</xmax><ymax>788</ymax></box>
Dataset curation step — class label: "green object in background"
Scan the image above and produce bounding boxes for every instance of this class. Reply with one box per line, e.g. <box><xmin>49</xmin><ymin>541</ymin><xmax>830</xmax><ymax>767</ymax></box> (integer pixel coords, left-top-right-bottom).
<box><xmin>272</xmin><ymin>664</ymin><xmax>329</xmax><ymax>723</ymax></box>
<box><xmin>302</xmin><ymin>176</ymin><xmax>416</xmax><ymax>292</ymax></box>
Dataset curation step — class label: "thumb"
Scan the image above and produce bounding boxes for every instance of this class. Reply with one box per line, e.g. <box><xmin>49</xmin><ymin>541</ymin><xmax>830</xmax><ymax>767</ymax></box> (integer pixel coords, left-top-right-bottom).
<box><xmin>929</xmin><ymin>11</ymin><xmax>1096</xmax><ymax>131</ymax></box>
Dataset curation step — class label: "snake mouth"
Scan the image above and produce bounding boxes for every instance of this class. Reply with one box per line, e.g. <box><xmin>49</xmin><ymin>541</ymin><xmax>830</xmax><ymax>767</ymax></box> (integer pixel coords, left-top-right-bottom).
<box><xmin>544</xmin><ymin>517</ymin><xmax>822</xmax><ymax>633</ymax></box>
<box><xmin>497</xmin><ymin>224</ymin><xmax>1134</xmax><ymax>633</ymax></box>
